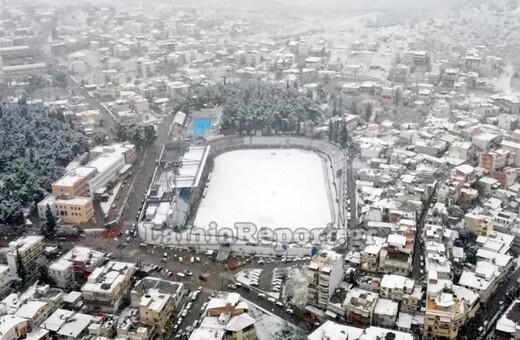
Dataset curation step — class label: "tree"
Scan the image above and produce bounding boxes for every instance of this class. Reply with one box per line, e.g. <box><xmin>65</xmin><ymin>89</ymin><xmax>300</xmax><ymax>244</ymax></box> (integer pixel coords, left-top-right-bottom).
<box><xmin>0</xmin><ymin>103</ymin><xmax>88</xmax><ymax>225</ymax></box>
<box><xmin>43</xmin><ymin>204</ymin><xmax>56</xmax><ymax>238</ymax></box>
<box><xmin>38</xmin><ymin>266</ymin><xmax>55</xmax><ymax>286</ymax></box>
<box><xmin>52</xmin><ymin>71</ymin><xmax>67</xmax><ymax>87</ymax></box>
<box><xmin>91</xmin><ymin>131</ymin><xmax>108</xmax><ymax>146</ymax></box>
<box><xmin>144</xmin><ymin>125</ymin><xmax>157</xmax><ymax>146</ymax></box>
<box><xmin>16</xmin><ymin>250</ymin><xmax>26</xmax><ymax>284</ymax></box>
<box><xmin>339</xmin><ymin>125</ymin><xmax>348</xmax><ymax>148</ymax></box>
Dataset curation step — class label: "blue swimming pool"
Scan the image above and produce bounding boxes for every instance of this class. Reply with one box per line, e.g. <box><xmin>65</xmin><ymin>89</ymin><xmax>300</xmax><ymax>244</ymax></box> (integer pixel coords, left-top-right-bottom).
<box><xmin>190</xmin><ymin>118</ymin><xmax>212</xmax><ymax>136</ymax></box>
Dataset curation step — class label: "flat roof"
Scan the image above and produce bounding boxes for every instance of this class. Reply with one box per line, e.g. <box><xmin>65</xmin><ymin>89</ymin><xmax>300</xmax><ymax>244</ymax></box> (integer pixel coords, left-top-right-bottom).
<box><xmin>2</xmin><ymin>63</ymin><xmax>46</xmax><ymax>71</ymax></box>
<box><xmin>15</xmin><ymin>301</ymin><xmax>48</xmax><ymax>319</ymax></box>
<box><xmin>54</xmin><ymin>167</ymin><xmax>96</xmax><ymax>187</ymax></box>
<box><xmin>41</xmin><ymin>309</ymin><xmax>92</xmax><ymax>337</ymax></box>
<box><xmin>89</xmin><ymin>154</ymin><xmax>124</xmax><ymax>174</ymax></box>
<box><xmin>176</xmin><ymin>145</ymin><xmax>210</xmax><ymax>188</ymax></box>
<box><xmin>55</xmin><ymin>196</ymin><xmax>92</xmax><ymax>205</ymax></box>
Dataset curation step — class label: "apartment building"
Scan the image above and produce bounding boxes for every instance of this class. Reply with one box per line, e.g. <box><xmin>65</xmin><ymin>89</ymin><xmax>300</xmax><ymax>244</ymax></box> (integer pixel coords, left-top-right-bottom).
<box><xmin>465</xmin><ymin>213</ymin><xmax>494</xmax><ymax>237</ymax></box>
<box><xmin>131</xmin><ymin>277</ymin><xmax>184</xmax><ymax>309</ymax></box>
<box><xmin>0</xmin><ymin>264</ymin><xmax>11</xmax><ymax>293</ymax></box>
<box><xmin>6</xmin><ymin>236</ymin><xmax>45</xmax><ymax>280</ymax></box>
<box><xmin>55</xmin><ymin>197</ymin><xmax>94</xmax><ymax>224</ymax></box>
<box><xmin>424</xmin><ymin>276</ymin><xmax>465</xmax><ymax>340</ymax></box>
<box><xmin>307</xmin><ymin>250</ymin><xmax>343</xmax><ymax>309</ymax></box>
<box><xmin>379</xmin><ymin>234</ymin><xmax>413</xmax><ymax>276</ymax></box>
<box><xmin>491</xmin><ymin>94</ymin><xmax>520</xmax><ymax>115</ymax></box>
<box><xmin>401</xmin><ymin>285</ymin><xmax>424</xmax><ymax>313</ymax></box>
<box><xmin>360</xmin><ymin>238</ymin><xmax>385</xmax><ymax>273</ymax></box>
<box><xmin>49</xmin><ymin>246</ymin><xmax>105</xmax><ymax>289</ymax></box>
<box><xmin>81</xmin><ymin>261</ymin><xmax>136</xmax><ymax>313</ymax></box>
<box><xmin>139</xmin><ymin>288</ymin><xmax>175</xmax><ymax>333</ymax></box>
<box><xmin>458</xmin><ymin>261</ymin><xmax>500</xmax><ymax>304</ymax></box>
<box><xmin>480</xmin><ymin>149</ymin><xmax>511</xmax><ymax>174</ymax></box>
<box><xmin>343</xmin><ymin>288</ymin><xmax>378</xmax><ymax>327</ymax></box>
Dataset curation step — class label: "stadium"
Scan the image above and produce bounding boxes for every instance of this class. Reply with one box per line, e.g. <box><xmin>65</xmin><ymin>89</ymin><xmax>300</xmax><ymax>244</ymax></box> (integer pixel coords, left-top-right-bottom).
<box><xmin>139</xmin><ymin>135</ymin><xmax>347</xmax><ymax>257</ymax></box>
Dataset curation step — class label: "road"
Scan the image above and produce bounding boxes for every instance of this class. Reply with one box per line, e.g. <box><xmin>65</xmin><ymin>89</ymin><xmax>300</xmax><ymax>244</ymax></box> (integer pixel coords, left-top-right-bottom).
<box><xmin>345</xmin><ymin>139</ymin><xmax>357</xmax><ymax>251</ymax></box>
<box><xmin>411</xmin><ymin>188</ymin><xmax>436</xmax><ymax>281</ymax></box>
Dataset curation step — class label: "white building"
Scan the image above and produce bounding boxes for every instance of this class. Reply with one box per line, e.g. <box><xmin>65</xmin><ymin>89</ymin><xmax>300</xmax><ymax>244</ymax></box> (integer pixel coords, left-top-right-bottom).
<box><xmin>307</xmin><ymin>250</ymin><xmax>344</xmax><ymax>309</ymax></box>
<box><xmin>308</xmin><ymin>321</ymin><xmax>414</xmax><ymax>340</ymax></box>
<box><xmin>458</xmin><ymin>261</ymin><xmax>500</xmax><ymax>304</ymax></box>
<box><xmin>87</xmin><ymin>153</ymin><xmax>125</xmax><ymax>197</ymax></box>
<box><xmin>373</xmin><ymin>298</ymin><xmax>399</xmax><ymax>328</ymax></box>
<box><xmin>41</xmin><ymin>309</ymin><xmax>93</xmax><ymax>340</ymax></box>
<box><xmin>379</xmin><ymin>274</ymin><xmax>415</xmax><ymax>301</ymax></box>
<box><xmin>0</xmin><ymin>315</ymin><xmax>30</xmax><ymax>340</ymax></box>
<box><xmin>81</xmin><ymin>261</ymin><xmax>136</xmax><ymax>313</ymax></box>
<box><xmin>48</xmin><ymin>246</ymin><xmax>106</xmax><ymax>289</ymax></box>
<box><xmin>14</xmin><ymin>300</ymin><xmax>53</xmax><ymax>326</ymax></box>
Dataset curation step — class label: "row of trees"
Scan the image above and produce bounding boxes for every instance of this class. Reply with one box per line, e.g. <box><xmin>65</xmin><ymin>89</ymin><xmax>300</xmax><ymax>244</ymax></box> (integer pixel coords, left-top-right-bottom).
<box><xmin>0</xmin><ymin>100</ymin><xmax>89</xmax><ymax>225</ymax></box>
<box><xmin>172</xmin><ymin>81</ymin><xmax>323</xmax><ymax>136</ymax></box>
<box><xmin>113</xmin><ymin>120</ymin><xmax>157</xmax><ymax>149</ymax></box>
<box><xmin>219</xmin><ymin>82</ymin><xmax>321</xmax><ymax>135</ymax></box>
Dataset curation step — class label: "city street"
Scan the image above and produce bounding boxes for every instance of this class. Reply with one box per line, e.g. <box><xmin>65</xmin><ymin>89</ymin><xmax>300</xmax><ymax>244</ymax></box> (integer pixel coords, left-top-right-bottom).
<box><xmin>460</xmin><ymin>265</ymin><xmax>520</xmax><ymax>340</ymax></box>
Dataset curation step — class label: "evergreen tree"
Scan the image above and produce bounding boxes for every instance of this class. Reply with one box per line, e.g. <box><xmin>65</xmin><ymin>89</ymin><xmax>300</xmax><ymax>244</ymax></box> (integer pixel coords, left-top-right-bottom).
<box><xmin>16</xmin><ymin>250</ymin><xmax>26</xmax><ymax>284</ymax></box>
<box><xmin>44</xmin><ymin>204</ymin><xmax>56</xmax><ymax>238</ymax></box>
<box><xmin>339</xmin><ymin>125</ymin><xmax>348</xmax><ymax>148</ymax></box>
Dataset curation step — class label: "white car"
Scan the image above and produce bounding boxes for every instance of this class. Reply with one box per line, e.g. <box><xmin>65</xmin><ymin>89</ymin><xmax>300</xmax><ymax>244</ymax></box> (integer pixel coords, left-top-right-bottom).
<box><xmin>181</xmin><ymin>309</ymin><xmax>188</xmax><ymax>317</ymax></box>
<box><xmin>286</xmin><ymin>308</ymin><xmax>294</xmax><ymax>314</ymax></box>
<box><xmin>267</xmin><ymin>297</ymin><xmax>276</xmax><ymax>303</ymax></box>
<box><xmin>257</xmin><ymin>259</ymin><xmax>265</xmax><ymax>264</ymax></box>
<box><xmin>258</xmin><ymin>293</ymin><xmax>266</xmax><ymax>298</ymax></box>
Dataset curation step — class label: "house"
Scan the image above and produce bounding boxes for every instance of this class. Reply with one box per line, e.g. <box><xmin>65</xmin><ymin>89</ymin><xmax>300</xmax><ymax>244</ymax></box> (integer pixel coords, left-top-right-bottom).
<box><xmin>373</xmin><ymin>299</ymin><xmax>398</xmax><ymax>328</ymax></box>
<box><xmin>41</xmin><ymin>309</ymin><xmax>92</xmax><ymax>340</ymax></box>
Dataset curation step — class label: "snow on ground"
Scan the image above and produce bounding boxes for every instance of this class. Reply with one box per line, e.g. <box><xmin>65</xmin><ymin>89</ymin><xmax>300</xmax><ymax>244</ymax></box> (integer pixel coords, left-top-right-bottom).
<box><xmin>285</xmin><ymin>267</ymin><xmax>309</xmax><ymax>308</ymax></box>
<box><xmin>245</xmin><ymin>297</ymin><xmax>308</xmax><ymax>340</ymax></box>
<box><xmin>194</xmin><ymin>149</ymin><xmax>333</xmax><ymax>231</ymax></box>
<box><xmin>236</xmin><ymin>269</ymin><xmax>263</xmax><ymax>286</ymax></box>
